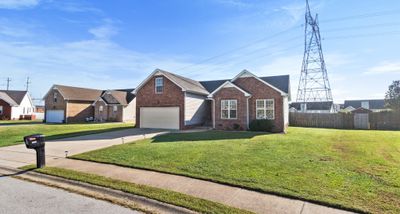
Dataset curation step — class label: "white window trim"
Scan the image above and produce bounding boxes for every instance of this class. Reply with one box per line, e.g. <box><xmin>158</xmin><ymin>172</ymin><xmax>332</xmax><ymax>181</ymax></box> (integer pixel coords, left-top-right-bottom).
<box><xmin>256</xmin><ymin>99</ymin><xmax>275</xmax><ymax>120</ymax></box>
<box><xmin>221</xmin><ymin>99</ymin><xmax>237</xmax><ymax>119</ymax></box>
<box><xmin>113</xmin><ymin>105</ymin><xmax>118</xmax><ymax>112</ymax></box>
<box><xmin>155</xmin><ymin>77</ymin><xmax>164</xmax><ymax>94</ymax></box>
<box><xmin>0</xmin><ymin>106</ymin><xmax>3</xmax><ymax>115</ymax></box>
<box><xmin>99</xmin><ymin>105</ymin><xmax>104</xmax><ymax>112</ymax></box>
<box><xmin>53</xmin><ymin>92</ymin><xmax>58</xmax><ymax>103</ymax></box>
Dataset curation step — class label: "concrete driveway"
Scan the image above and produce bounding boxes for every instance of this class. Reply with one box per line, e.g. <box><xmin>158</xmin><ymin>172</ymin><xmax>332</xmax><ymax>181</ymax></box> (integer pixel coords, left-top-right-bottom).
<box><xmin>0</xmin><ymin>128</ymin><xmax>167</xmax><ymax>168</ymax></box>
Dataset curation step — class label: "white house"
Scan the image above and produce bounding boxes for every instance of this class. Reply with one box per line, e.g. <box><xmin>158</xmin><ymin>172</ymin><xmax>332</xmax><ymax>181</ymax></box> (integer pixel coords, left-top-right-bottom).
<box><xmin>0</xmin><ymin>90</ymin><xmax>35</xmax><ymax>120</ymax></box>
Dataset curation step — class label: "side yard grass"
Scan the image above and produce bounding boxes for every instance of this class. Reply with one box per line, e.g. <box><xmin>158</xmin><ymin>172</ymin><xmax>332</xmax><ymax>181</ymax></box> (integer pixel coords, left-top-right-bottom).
<box><xmin>0</xmin><ymin>123</ymin><xmax>134</xmax><ymax>147</ymax></box>
<box><xmin>73</xmin><ymin>127</ymin><xmax>400</xmax><ymax>213</ymax></box>
<box><xmin>21</xmin><ymin>166</ymin><xmax>251</xmax><ymax>214</ymax></box>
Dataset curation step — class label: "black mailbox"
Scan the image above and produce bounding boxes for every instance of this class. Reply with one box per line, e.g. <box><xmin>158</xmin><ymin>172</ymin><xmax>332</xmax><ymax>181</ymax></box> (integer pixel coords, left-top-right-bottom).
<box><xmin>24</xmin><ymin>134</ymin><xmax>46</xmax><ymax>168</ymax></box>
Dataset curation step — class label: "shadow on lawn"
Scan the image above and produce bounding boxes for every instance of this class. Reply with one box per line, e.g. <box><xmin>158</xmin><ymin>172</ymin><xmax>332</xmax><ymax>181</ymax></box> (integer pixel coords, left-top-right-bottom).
<box><xmin>151</xmin><ymin>131</ymin><xmax>268</xmax><ymax>143</ymax></box>
<box><xmin>0</xmin><ymin>121</ymin><xmax>42</xmax><ymax>126</ymax></box>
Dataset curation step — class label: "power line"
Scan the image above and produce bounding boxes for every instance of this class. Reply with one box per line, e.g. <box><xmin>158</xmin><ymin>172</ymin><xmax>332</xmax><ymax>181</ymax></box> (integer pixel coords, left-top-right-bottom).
<box><xmin>171</xmin><ymin>8</ymin><xmax>400</xmax><ymax>77</ymax></box>
<box><xmin>174</xmin><ymin>25</ymin><xmax>303</xmax><ymax>72</ymax></box>
<box><xmin>25</xmin><ymin>77</ymin><xmax>31</xmax><ymax>91</ymax></box>
<box><xmin>6</xmin><ymin>78</ymin><xmax>11</xmax><ymax>90</ymax></box>
<box><xmin>320</xmin><ymin>9</ymin><xmax>400</xmax><ymax>23</ymax></box>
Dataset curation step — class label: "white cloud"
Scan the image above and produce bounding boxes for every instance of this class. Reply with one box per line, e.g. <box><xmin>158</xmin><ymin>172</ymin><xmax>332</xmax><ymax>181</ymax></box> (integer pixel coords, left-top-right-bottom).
<box><xmin>88</xmin><ymin>20</ymin><xmax>118</xmax><ymax>40</ymax></box>
<box><xmin>366</xmin><ymin>61</ymin><xmax>400</xmax><ymax>74</ymax></box>
<box><xmin>0</xmin><ymin>18</ymin><xmax>34</xmax><ymax>37</ymax></box>
<box><xmin>0</xmin><ymin>0</ymin><xmax>40</xmax><ymax>9</ymax></box>
<box><xmin>279</xmin><ymin>3</ymin><xmax>305</xmax><ymax>24</ymax></box>
<box><xmin>49</xmin><ymin>1</ymin><xmax>102</xmax><ymax>13</ymax></box>
<box><xmin>215</xmin><ymin>0</ymin><xmax>253</xmax><ymax>9</ymax></box>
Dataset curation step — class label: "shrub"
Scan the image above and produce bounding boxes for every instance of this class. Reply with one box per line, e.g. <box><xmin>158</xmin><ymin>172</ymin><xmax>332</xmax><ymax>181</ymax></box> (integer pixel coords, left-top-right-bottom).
<box><xmin>249</xmin><ymin>119</ymin><xmax>275</xmax><ymax>132</ymax></box>
<box><xmin>232</xmin><ymin>123</ymin><xmax>241</xmax><ymax>130</ymax></box>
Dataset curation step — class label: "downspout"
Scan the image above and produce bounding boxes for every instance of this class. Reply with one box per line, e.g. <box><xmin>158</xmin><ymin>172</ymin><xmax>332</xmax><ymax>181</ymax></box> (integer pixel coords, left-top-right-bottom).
<box><xmin>210</xmin><ymin>98</ymin><xmax>215</xmax><ymax>129</ymax></box>
<box><xmin>246</xmin><ymin>97</ymin><xmax>250</xmax><ymax>130</ymax></box>
<box><xmin>65</xmin><ymin>100</ymin><xmax>68</xmax><ymax>123</ymax></box>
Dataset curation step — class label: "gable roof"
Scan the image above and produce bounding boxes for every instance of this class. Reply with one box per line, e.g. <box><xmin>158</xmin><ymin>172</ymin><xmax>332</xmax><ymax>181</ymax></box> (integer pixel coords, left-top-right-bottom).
<box><xmin>0</xmin><ymin>90</ymin><xmax>28</xmax><ymax>105</ymax></box>
<box><xmin>0</xmin><ymin>91</ymin><xmax>18</xmax><ymax>106</ymax></box>
<box><xmin>101</xmin><ymin>89</ymin><xmax>135</xmax><ymax>105</ymax></box>
<box><xmin>290</xmin><ymin>101</ymin><xmax>333</xmax><ymax>111</ymax></box>
<box><xmin>200</xmin><ymin>75</ymin><xmax>290</xmax><ymax>94</ymax></box>
<box><xmin>134</xmin><ymin>69</ymin><xmax>209</xmax><ymax>95</ymax></box>
<box><xmin>260</xmin><ymin>75</ymin><xmax>290</xmax><ymax>95</ymax></box>
<box><xmin>46</xmin><ymin>85</ymin><xmax>103</xmax><ymax>101</ymax></box>
<box><xmin>231</xmin><ymin>70</ymin><xmax>288</xmax><ymax>95</ymax></box>
<box><xmin>199</xmin><ymin>79</ymin><xmax>230</xmax><ymax>93</ymax></box>
<box><xmin>344</xmin><ymin>99</ymin><xmax>386</xmax><ymax>110</ymax></box>
<box><xmin>207</xmin><ymin>81</ymin><xmax>251</xmax><ymax>98</ymax></box>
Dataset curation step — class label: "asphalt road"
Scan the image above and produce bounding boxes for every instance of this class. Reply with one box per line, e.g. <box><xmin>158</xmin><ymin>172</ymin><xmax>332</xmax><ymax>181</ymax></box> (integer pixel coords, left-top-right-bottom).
<box><xmin>0</xmin><ymin>176</ymin><xmax>139</xmax><ymax>214</ymax></box>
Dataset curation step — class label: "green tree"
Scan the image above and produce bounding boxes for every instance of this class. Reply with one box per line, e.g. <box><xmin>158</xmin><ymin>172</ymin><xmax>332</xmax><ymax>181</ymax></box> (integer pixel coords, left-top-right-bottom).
<box><xmin>385</xmin><ymin>80</ymin><xmax>400</xmax><ymax>111</ymax></box>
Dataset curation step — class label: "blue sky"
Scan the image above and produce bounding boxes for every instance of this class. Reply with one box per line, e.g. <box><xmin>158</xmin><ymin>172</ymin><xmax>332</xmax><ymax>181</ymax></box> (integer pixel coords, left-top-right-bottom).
<box><xmin>0</xmin><ymin>0</ymin><xmax>399</xmax><ymax>104</ymax></box>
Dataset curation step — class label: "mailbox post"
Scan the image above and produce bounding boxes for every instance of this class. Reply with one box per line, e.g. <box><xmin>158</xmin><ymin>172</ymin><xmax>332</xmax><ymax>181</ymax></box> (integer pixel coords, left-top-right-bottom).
<box><xmin>23</xmin><ymin>134</ymin><xmax>46</xmax><ymax>168</ymax></box>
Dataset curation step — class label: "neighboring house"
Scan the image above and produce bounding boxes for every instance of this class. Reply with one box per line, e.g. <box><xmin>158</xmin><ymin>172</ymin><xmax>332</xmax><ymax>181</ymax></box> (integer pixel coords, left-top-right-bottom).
<box><xmin>290</xmin><ymin>101</ymin><xmax>336</xmax><ymax>113</ymax></box>
<box><xmin>0</xmin><ymin>90</ymin><xmax>35</xmax><ymax>120</ymax></box>
<box><xmin>134</xmin><ymin>69</ymin><xmax>290</xmax><ymax>132</ymax></box>
<box><xmin>44</xmin><ymin>85</ymin><xmax>103</xmax><ymax>123</ymax></box>
<box><xmin>343</xmin><ymin>99</ymin><xmax>389</xmax><ymax>112</ymax></box>
<box><xmin>93</xmin><ymin>89</ymin><xmax>136</xmax><ymax>122</ymax></box>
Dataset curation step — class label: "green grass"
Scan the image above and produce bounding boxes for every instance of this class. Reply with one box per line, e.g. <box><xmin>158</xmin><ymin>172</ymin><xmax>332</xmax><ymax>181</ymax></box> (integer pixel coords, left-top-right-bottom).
<box><xmin>0</xmin><ymin>123</ymin><xmax>134</xmax><ymax>147</ymax></box>
<box><xmin>73</xmin><ymin>127</ymin><xmax>400</xmax><ymax>214</ymax></box>
<box><xmin>21</xmin><ymin>166</ymin><xmax>251</xmax><ymax>214</ymax></box>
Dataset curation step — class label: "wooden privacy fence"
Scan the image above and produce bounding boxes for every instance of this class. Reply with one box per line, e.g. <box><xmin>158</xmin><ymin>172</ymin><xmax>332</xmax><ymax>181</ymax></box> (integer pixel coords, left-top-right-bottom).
<box><xmin>289</xmin><ymin>111</ymin><xmax>400</xmax><ymax>130</ymax></box>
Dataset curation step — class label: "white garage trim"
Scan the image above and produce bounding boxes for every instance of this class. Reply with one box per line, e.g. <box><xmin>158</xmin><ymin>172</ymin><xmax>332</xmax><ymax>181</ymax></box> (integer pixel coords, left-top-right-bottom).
<box><xmin>140</xmin><ymin>107</ymin><xmax>180</xmax><ymax>130</ymax></box>
<box><xmin>46</xmin><ymin>110</ymin><xmax>65</xmax><ymax>123</ymax></box>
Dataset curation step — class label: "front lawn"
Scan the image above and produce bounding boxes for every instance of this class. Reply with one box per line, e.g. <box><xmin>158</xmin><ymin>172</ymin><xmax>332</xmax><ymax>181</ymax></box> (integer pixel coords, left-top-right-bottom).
<box><xmin>73</xmin><ymin>127</ymin><xmax>400</xmax><ymax>213</ymax></box>
<box><xmin>0</xmin><ymin>123</ymin><xmax>134</xmax><ymax>147</ymax></box>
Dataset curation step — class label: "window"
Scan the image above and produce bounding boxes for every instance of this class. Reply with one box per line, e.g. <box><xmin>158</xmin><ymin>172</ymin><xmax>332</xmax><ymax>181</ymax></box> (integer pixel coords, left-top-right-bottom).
<box><xmin>0</xmin><ymin>106</ymin><xmax>3</xmax><ymax>115</ymax></box>
<box><xmin>53</xmin><ymin>92</ymin><xmax>58</xmax><ymax>102</ymax></box>
<box><xmin>155</xmin><ymin>77</ymin><xmax>164</xmax><ymax>93</ymax></box>
<box><xmin>256</xmin><ymin>99</ymin><xmax>275</xmax><ymax>120</ymax></box>
<box><xmin>99</xmin><ymin>105</ymin><xmax>104</xmax><ymax>112</ymax></box>
<box><xmin>221</xmin><ymin>100</ymin><xmax>237</xmax><ymax>119</ymax></box>
<box><xmin>23</xmin><ymin>107</ymin><xmax>26</xmax><ymax>114</ymax></box>
<box><xmin>113</xmin><ymin>105</ymin><xmax>118</xmax><ymax>112</ymax></box>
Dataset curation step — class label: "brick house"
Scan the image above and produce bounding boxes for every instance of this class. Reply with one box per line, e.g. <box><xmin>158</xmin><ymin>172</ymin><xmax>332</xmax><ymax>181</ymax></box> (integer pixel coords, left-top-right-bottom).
<box><xmin>92</xmin><ymin>89</ymin><xmax>136</xmax><ymax>122</ymax></box>
<box><xmin>134</xmin><ymin>69</ymin><xmax>290</xmax><ymax>132</ymax></box>
<box><xmin>43</xmin><ymin>85</ymin><xmax>103</xmax><ymax>123</ymax></box>
<box><xmin>0</xmin><ymin>90</ymin><xmax>35</xmax><ymax>120</ymax></box>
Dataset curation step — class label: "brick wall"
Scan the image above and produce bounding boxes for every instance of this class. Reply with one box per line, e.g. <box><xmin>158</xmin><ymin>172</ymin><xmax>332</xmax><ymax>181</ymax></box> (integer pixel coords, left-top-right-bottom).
<box><xmin>66</xmin><ymin>101</ymin><xmax>94</xmax><ymax>123</ymax></box>
<box><xmin>213</xmin><ymin>87</ymin><xmax>248</xmax><ymax>130</ymax></box>
<box><xmin>0</xmin><ymin>100</ymin><xmax>12</xmax><ymax>120</ymax></box>
<box><xmin>234</xmin><ymin>77</ymin><xmax>284</xmax><ymax>133</ymax></box>
<box><xmin>136</xmin><ymin>75</ymin><xmax>185</xmax><ymax>129</ymax></box>
<box><xmin>44</xmin><ymin>89</ymin><xmax>67</xmax><ymax>122</ymax></box>
<box><xmin>94</xmin><ymin>100</ymin><xmax>108</xmax><ymax>122</ymax></box>
<box><xmin>106</xmin><ymin>105</ymin><xmax>123</xmax><ymax>122</ymax></box>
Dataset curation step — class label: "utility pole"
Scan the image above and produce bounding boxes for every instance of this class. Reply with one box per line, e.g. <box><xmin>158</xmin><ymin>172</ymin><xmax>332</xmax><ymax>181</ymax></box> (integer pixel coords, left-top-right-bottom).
<box><xmin>6</xmin><ymin>78</ymin><xmax>11</xmax><ymax>90</ymax></box>
<box><xmin>296</xmin><ymin>0</ymin><xmax>333</xmax><ymax>103</ymax></box>
<box><xmin>25</xmin><ymin>77</ymin><xmax>31</xmax><ymax>91</ymax></box>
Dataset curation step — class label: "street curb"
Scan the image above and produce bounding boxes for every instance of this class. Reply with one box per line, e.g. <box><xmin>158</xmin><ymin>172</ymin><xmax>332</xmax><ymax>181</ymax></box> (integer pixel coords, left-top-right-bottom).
<box><xmin>0</xmin><ymin>166</ymin><xmax>196</xmax><ymax>214</ymax></box>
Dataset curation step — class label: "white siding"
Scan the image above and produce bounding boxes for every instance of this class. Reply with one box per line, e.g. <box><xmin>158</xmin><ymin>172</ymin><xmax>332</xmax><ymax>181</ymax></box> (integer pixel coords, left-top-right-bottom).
<box><xmin>122</xmin><ymin>98</ymin><xmax>136</xmax><ymax>122</ymax></box>
<box><xmin>10</xmin><ymin>94</ymin><xmax>35</xmax><ymax>120</ymax></box>
<box><xmin>283</xmin><ymin>96</ymin><xmax>289</xmax><ymax>127</ymax></box>
<box><xmin>184</xmin><ymin>93</ymin><xmax>208</xmax><ymax>126</ymax></box>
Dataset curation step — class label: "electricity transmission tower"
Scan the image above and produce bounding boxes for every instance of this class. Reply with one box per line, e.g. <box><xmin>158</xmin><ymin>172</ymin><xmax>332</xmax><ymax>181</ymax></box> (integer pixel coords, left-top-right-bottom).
<box><xmin>296</xmin><ymin>0</ymin><xmax>332</xmax><ymax>103</ymax></box>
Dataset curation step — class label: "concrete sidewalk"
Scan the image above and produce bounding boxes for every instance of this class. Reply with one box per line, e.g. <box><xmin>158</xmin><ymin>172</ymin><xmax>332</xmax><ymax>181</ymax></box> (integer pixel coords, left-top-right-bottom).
<box><xmin>49</xmin><ymin>158</ymin><xmax>355</xmax><ymax>214</ymax></box>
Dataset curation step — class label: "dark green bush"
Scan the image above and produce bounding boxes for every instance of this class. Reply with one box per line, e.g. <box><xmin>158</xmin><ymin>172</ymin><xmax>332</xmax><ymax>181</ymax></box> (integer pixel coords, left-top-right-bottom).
<box><xmin>249</xmin><ymin>119</ymin><xmax>275</xmax><ymax>132</ymax></box>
